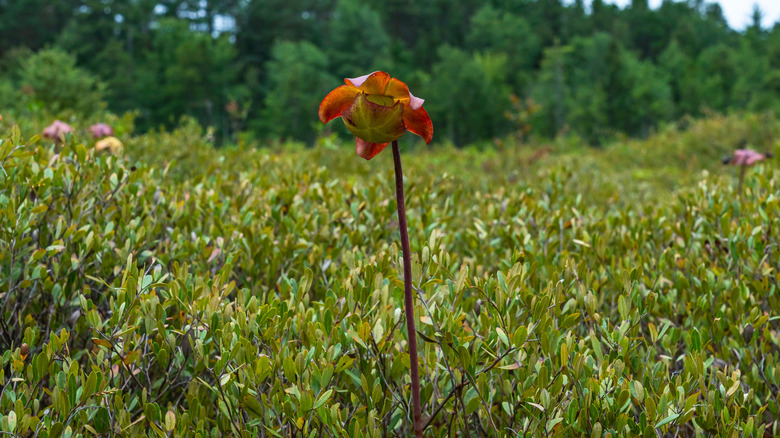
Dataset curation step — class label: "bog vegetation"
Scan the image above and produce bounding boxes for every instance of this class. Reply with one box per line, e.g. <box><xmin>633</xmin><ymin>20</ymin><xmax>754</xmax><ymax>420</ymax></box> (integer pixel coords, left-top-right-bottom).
<box><xmin>1</xmin><ymin>111</ymin><xmax>779</xmax><ymax>437</ymax></box>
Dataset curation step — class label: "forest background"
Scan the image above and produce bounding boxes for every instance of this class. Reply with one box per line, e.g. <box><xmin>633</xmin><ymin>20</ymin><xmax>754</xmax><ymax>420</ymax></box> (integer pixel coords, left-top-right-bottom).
<box><xmin>1</xmin><ymin>0</ymin><xmax>779</xmax><ymax>147</ymax></box>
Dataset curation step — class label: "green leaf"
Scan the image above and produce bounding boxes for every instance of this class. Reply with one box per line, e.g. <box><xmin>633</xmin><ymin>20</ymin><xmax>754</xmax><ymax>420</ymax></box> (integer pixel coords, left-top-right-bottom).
<box><xmin>560</xmin><ymin>313</ymin><xmax>580</xmax><ymax>329</ymax></box>
<box><xmin>591</xmin><ymin>336</ymin><xmax>603</xmax><ymax>363</ymax></box>
<box><xmin>7</xmin><ymin>411</ymin><xmax>16</xmax><ymax>433</ymax></box>
<box><xmin>80</xmin><ymin>371</ymin><xmax>97</xmax><ymax>403</ymax></box>
<box><xmin>241</xmin><ymin>395</ymin><xmax>264</xmax><ymax>419</ymax></box>
<box><xmin>456</xmin><ymin>263</ymin><xmax>468</xmax><ymax>293</ymax></box>
<box><xmin>31</xmin><ymin>248</ymin><xmax>46</xmax><ymax>262</ymax></box>
<box><xmin>335</xmin><ymin>355</ymin><xmax>354</xmax><ymax>373</ymax></box>
<box><xmin>633</xmin><ymin>381</ymin><xmax>644</xmax><ymax>403</ymax></box>
<box><xmin>313</xmin><ymin>389</ymin><xmax>333</xmax><ymax>410</ymax></box>
<box><xmin>655</xmin><ymin>412</ymin><xmax>680</xmax><ymax>429</ymax></box>
<box><xmin>463</xmin><ymin>387</ymin><xmax>480</xmax><ymax>415</ymax></box>
<box><xmin>513</xmin><ymin>326</ymin><xmax>528</xmax><ymax>346</ymax></box>
<box><xmin>93</xmin><ymin>408</ymin><xmax>110</xmax><ymax>433</ymax></box>
<box><xmin>347</xmin><ymin>329</ymin><xmax>367</xmax><ymax>349</ymax></box>
<box><xmin>165</xmin><ymin>411</ymin><xmax>176</xmax><ymax>432</ymax></box>
<box><xmin>496</xmin><ymin>327</ymin><xmax>509</xmax><ymax>347</ymax></box>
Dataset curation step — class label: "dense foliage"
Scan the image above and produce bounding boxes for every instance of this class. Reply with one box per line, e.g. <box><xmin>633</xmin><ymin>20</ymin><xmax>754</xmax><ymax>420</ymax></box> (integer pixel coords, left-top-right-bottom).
<box><xmin>1</xmin><ymin>0</ymin><xmax>780</xmax><ymax>145</ymax></box>
<box><xmin>1</xmin><ymin>113</ymin><xmax>779</xmax><ymax>436</ymax></box>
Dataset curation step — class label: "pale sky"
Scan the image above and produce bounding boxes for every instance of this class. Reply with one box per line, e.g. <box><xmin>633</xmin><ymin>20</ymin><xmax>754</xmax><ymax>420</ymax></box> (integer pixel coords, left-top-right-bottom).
<box><xmin>601</xmin><ymin>0</ymin><xmax>780</xmax><ymax>30</ymax></box>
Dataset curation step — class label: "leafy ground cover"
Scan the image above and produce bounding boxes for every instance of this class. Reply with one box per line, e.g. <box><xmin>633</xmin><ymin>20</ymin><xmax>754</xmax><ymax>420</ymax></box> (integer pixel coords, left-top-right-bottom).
<box><xmin>1</xmin><ymin>113</ymin><xmax>779</xmax><ymax>437</ymax></box>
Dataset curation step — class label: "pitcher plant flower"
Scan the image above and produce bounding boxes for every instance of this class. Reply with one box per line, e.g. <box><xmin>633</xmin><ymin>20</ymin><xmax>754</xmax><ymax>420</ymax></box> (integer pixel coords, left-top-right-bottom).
<box><xmin>320</xmin><ymin>71</ymin><xmax>431</xmax><ymax>437</ymax></box>
<box><xmin>95</xmin><ymin>136</ymin><xmax>123</xmax><ymax>154</ymax></box>
<box><xmin>89</xmin><ymin>123</ymin><xmax>114</xmax><ymax>139</ymax></box>
<box><xmin>723</xmin><ymin>148</ymin><xmax>773</xmax><ymax>197</ymax></box>
<box><xmin>42</xmin><ymin>120</ymin><xmax>73</xmax><ymax>142</ymax></box>
<box><xmin>319</xmin><ymin>71</ymin><xmax>433</xmax><ymax>160</ymax></box>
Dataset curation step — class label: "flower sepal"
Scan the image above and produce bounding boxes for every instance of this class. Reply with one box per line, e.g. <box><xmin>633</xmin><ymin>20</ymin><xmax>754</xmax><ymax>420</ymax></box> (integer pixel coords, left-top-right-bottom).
<box><xmin>342</xmin><ymin>93</ymin><xmax>405</xmax><ymax>145</ymax></box>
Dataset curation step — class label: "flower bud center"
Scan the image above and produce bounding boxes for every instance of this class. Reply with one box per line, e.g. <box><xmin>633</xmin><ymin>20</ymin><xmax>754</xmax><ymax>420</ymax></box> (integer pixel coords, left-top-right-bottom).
<box><xmin>366</xmin><ymin>94</ymin><xmax>396</xmax><ymax>107</ymax></box>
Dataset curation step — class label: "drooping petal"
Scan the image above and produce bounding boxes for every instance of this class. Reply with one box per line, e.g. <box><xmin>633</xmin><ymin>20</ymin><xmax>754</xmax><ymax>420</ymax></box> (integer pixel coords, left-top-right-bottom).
<box><xmin>402</xmin><ymin>106</ymin><xmax>433</xmax><ymax>144</ymax></box>
<box><xmin>355</xmin><ymin>138</ymin><xmax>389</xmax><ymax>160</ymax></box>
<box><xmin>385</xmin><ymin>78</ymin><xmax>425</xmax><ymax>110</ymax></box>
<box><xmin>408</xmin><ymin>91</ymin><xmax>425</xmax><ymax>111</ymax></box>
<box><xmin>319</xmin><ymin>85</ymin><xmax>360</xmax><ymax>123</ymax></box>
<box><xmin>342</xmin><ymin>93</ymin><xmax>405</xmax><ymax>144</ymax></box>
<box><xmin>731</xmin><ymin>150</ymin><xmax>747</xmax><ymax>166</ymax></box>
<box><xmin>745</xmin><ymin>150</ymin><xmax>767</xmax><ymax>165</ymax></box>
<box><xmin>345</xmin><ymin>72</ymin><xmax>374</xmax><ymax>88</ymax></box>
<box><xmin>385</xmin><ymin>78</ymin><xmax>411</xmax><ymax>99</ymax></box>
<box><xmin>346</xmin><ymin>71</ymin><xmax>391</xmax><ymax>95</ymax></box>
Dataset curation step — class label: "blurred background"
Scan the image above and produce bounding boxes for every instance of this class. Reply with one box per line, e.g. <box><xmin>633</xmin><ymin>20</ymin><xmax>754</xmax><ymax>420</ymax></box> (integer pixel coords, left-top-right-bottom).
<box><xmin>0</xmin><ymin>0</ymin><xmax>779</xmax><ymax>147</ymax></box>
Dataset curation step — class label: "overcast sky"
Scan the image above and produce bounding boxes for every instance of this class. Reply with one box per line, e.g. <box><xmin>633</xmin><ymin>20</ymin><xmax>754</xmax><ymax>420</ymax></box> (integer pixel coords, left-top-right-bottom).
<box><xmin>602</xmin><ymin>0</ymin><xmax>780</xmax><ymax>30</ymax></box>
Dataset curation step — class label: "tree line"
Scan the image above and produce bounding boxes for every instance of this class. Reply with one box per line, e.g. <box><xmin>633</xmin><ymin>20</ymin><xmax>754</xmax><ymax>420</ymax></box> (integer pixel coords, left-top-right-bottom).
<box><xmin>1</xmin><ymin>0</ymin><xmax>779</xmax><ymax>145</ymax></box>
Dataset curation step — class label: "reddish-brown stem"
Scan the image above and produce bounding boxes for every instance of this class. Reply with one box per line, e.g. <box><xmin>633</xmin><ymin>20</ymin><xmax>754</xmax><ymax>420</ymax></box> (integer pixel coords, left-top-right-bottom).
<box><xmin>391</xmin><ymin>140</ymin><xmax>423</xmax><ymax>438</ymax></box>
<box><xmin>738</xmin><ymin>164</ymin><xmax>746</xmax><ymax>198</ymax></box>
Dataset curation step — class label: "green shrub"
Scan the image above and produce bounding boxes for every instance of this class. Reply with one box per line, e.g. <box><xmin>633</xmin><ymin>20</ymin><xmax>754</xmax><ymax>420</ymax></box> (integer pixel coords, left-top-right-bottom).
<box><xmin>1</xmin><ymin>114</ymin><xmax>779</xmax><ymax>436</ymax></box>
<box><xmin>9</xmin><ymin>48</ymin><xmax>105</xmax><ymax>116</ymax></box>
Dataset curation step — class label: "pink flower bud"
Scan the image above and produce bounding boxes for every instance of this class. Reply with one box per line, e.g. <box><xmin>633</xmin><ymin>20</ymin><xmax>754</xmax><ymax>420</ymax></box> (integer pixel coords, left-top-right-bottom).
<box><xmin>42</xmin><ymin>120</ymin><xmax>73</xmax><ymax>142</ymax></box>
<box><xmin>89</xmin><ymin>123</ymin><xmax>114</xmax><ymax>139</ymax></box>
<box><xmin>729</xmin><ymin>149</ymin><xmax>767</xmax><ymax>166</ymax></box>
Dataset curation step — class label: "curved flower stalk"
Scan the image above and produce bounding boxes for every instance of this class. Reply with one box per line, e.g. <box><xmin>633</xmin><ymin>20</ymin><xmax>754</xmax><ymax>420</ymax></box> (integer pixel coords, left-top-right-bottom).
<box><xmin>320</xmin><ymin>71</ymin><xmax>432</xmax><ymax>437</ymax></box>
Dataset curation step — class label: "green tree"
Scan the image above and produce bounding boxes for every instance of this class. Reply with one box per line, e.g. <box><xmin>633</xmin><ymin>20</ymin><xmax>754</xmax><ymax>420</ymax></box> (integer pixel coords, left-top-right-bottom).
<box><xmin>624</xmin><ymin>55</ymin><xmax>673</xmax><ymax>136</ymax></box>
<box><xmin>365</xmin><ymin>0</ymin><xmax>484</xmax><ymax>70</ymax></box>
<box><xmin>466</xmin><ymin>5</ymin><xmax>540</xmax><ymax>90</ymax></box>
<box><xmin>731</xmin><ymin>41</ymin><xmax>773</xmax><ymax>112</ymax></box>
<box><xmin>565</xmin><ymin>34</ymin><xmax>613</xmax><ymax>142</ymax></box>
<box><xmin>590</xmin><ymin>0</ymin><xmax>620</xmax><ymax>35</ymax></box>
<box><xmin>532</xmin><ymin>43</ymin><xmax>571</xmax><ymax>137</ymax></box>
<box><xmin>325</xmin><ymin>0</ymin><xmax>392</xmax><ymax>79</ymax></box>
<box><xmin>135</xmin><ymin>19</ymin><xmax>242</xmax><ymax>138</ymax></box>
<box><xmin>766</xmin><ymin>26</ymin><xmax>780</xmax><ymax>68</ymax></box>
<box><xmin>17</xmin><ymin>47</ymin><xmax>106</xmax><ymax>115</ymax></box>
<box><xmin>426</xmin><ymin>46</ymin><xmax>511</xmax><ymax>145</ymax></box>
<box><xmin>691</xmin><ymin>44</ymin><xmax>738</xmax><ymax>113</ymax></box>
<box><xmin>234</xmin><ymin>0</ymin><xmax>333</xmax><ymax>78</ymax></box>
<box><xmin>533</xmin><ymin>33</ymin><xmax>671</xmax><ymax>142</ymax></box>
<box><xmin>0</xmin><ymin>0</ymin><xmax>78</xmax><ymax>56</ymax></box>
<box><xmin>260</xmin><ymin>41</ymin><xmax>336</xmax><ymax>142</ymax></box>
<box><xmin>624</xmin><ymin>0</ymin><xmax>668</xmax><ymax>60</ymax></box>
<box><xmin>55</xmin><ymin>0</ymin><xmax>155</xmax><ymax>115</ymax></box>
<box><xmin>658</xmin><ymin>39</ymin><xmax>696</xmax><ymax>117</ymax></box>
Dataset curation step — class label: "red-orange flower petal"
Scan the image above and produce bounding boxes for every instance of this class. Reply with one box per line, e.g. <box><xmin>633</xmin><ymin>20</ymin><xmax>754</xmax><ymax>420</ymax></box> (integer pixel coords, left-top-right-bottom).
<box><xmin>385</xmin><ymin>78</ymin><xmax>410</xmax><ymax>99</ymax></box>
<box><xmin>385</xmin><ymin>78</ymin><xmax>425</xmax><ymax>110</ymax></box>
<box><xmin>355</xmin><ymin>138</ymin><xmax>390</xmax><ymax>160</ymax></box>
<box><xmin>319</xmin><ymin>85</ymin><xmax>360</xmax><ymax>123</ymax></box>
<box><xmin>346</xmin><ymin>71</ymin><xmax>391</xmax><ymax>95</ymax></box>
<box><xmin>402</xmin><ymin>106</ymin><xmax>433</xmax><ymax>144</ymax></box>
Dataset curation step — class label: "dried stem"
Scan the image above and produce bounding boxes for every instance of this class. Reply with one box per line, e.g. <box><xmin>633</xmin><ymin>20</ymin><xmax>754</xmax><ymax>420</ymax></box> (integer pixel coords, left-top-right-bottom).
<box><xmin>391</xmin><ymin>140</ymin><xmax>423</xmax><ymax>438</ymax></box>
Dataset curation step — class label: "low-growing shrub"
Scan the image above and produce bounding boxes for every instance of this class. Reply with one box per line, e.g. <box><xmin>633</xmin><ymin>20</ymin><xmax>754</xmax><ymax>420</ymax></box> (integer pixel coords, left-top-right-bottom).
<box><xmin>1</xmin><ymin>115</ymin><xmax>779</xmax><ymax>436</ymax></box>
